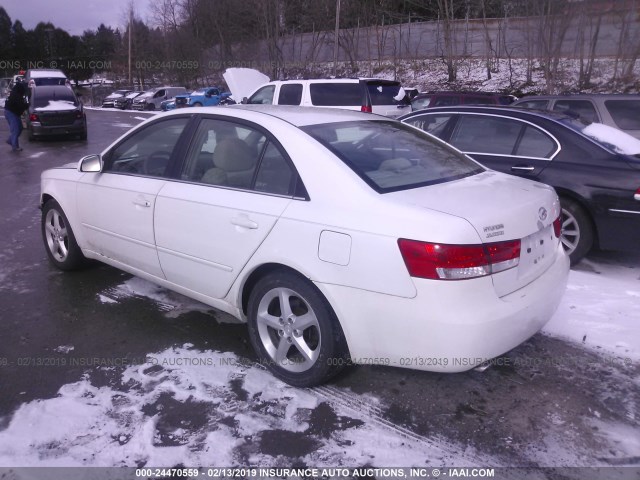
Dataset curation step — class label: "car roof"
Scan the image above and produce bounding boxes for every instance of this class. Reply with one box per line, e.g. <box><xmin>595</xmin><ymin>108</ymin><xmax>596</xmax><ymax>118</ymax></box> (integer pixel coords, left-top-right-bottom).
<box><xmin>163</xmin><ymin>104</ymin><xmax>388</xmax><ymax>127</ymax></box>
<box><xmin>515</xmin><ymin>94</ymin><xmax>640</xmax><ymax>101</ymax></box>
<box><xmin>400</xmin><ymin>105</ymin><xmax>579</xmax><ymax>124</ymax></box>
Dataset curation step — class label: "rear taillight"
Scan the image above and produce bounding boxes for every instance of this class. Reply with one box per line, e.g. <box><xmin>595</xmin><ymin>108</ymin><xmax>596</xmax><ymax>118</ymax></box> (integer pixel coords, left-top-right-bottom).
<box><xmin>361</xmin><ymin>105</ymin><xmax>372</xmax><ymax>113</ymax></box>
<box><xmin>29</xmin><ymin>113</ymin><xmax>39</xmax><ymax>122</ymax></box>
<box><xmin>553</xmin><ymin>214</ymin><xmax>562</xmax><ymax>238</ymax></box>
<box><xmin>634</xmin><ymin>188</ymin><xmax>640</xmax><ymax>201</ymax></box>
<box><xmin>398</xmin><ymin>238</ymin><xmax>521</xmax><ymax>280</ymax></box>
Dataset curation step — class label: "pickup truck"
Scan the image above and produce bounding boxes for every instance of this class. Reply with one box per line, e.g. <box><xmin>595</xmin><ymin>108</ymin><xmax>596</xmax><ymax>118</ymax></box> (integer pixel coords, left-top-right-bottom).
<box><xmin>174</xmin><ymin>87</ymin><xmax>233</xmax><ymax>108</ymax></box>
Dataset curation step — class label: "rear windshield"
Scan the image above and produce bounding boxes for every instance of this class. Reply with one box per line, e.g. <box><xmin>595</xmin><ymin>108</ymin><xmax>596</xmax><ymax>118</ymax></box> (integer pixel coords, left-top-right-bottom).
<box><xmin>33</xmin><ymin>89</ymin><xmax>78</xmax><ymax>108</ymax></box>
<box><xmin>366</xmin><ymin>82</ymin><xmax>410</xmax><ymax>106</ymax></box>
<box><xmin>302</xmin><ymin>120</ymin><xmax>484</xmax><ymax>193</ymax></box>
<box><xmin>309</xmin><ymin>83</ymin><xmax>361</xmax><ymax>106</ymax></box>
<box><xmin>33</xmin><ymin>78</ymin><xmax>67</xmax><ymax>86</ymax></box>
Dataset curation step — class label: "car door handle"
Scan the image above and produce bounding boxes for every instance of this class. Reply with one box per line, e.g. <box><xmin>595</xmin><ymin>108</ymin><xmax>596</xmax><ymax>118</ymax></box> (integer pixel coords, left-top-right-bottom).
<box><xmin>511</xmin><ymin>165</ymin><xmax>535</xmax><ymax>172</ymax></box>
<box><xmin>132</xmin><ymin>197</ymin><xmax>151</xmax><ymax>208</ymax></box>
<box><xmin>231</xmin><ymin>216</ymin><xmax>258</xmax><ymax>229</ymax></box>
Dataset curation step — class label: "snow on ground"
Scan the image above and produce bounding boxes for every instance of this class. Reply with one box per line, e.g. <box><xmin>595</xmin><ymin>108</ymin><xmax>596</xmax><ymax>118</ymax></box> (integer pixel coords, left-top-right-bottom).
<box><xmin>0</xmin><ymin>345</ymin><xmax>489</xmax><ymax>467</ymax></box>
<box><xmin>0</xmin><ymin>253</ymin><xmax>637</xmax><ymax>467</ymax></box>
<box><xmin>543</xmin><ymin>252</ymin><xmax>640</xmax><ymax>361</ymax></box>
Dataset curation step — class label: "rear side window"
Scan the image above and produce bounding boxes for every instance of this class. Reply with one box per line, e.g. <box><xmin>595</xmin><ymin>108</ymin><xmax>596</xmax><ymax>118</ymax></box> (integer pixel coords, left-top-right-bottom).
<box><xmin>302</xmin><ymin>120</ymin><xmax>483</xmax><ymax>193</ymax></box>
<box><xmin>553</xmin><ymin>100</ymin><xmax>599</xmax><ymax>123</ymax></box>
<box><xmin>278</xmin><ymin>84</ymin><xmax>303</xmax><ymax>106</ymax></box>
<box><xmin>366</xmin><ymin>82</ymin><xmax>409</xmax><ymax>105</ymax></box>
<box><xmin>605</xmin><ymin>100</ymin><xmax>640</xmax><ymax>130</ymax></box>
<box><xmin>309</xmin><ymin>83</ymin><xmax>361</xmax><ymax>106</ymax></box>
<box><xmin>450</xmin><ymin>115</ymin><xmax>522</xmax><ymax>154</ymax></box>
<box><xmin>516</xmin><ymin>126</ymin><xmax>556</xmax><ymax>158</ymax></box>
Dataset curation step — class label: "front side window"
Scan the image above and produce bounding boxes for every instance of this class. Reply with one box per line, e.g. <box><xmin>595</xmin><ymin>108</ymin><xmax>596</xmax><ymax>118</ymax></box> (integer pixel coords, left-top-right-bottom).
<box><xmin>154</xmin><ymin>89</ymin><xmax>166</xmax><ymax>98</ymax></box>
<box><xmin>278</xmin><ymin>84</ymin><xmax>303</xmax><ymax>105</ymax></box>
<box><xmin>303</xmin><ymin>120</ymin><xmax>483</xmax><ymax>193</ymax></box>
<box><xmin>106</xmin><ymin>117</ymin><xmax>189</xmax><ymax>177</ymax></box>
<box><xmin>605</xmin><ymin>100</ymin><xmax>640</xmax><ymax>130</ymax></box>
<box><xmin>449</xmin><ymin>115</ymin><xmax>522</xmax><ymax>154</ymax></box>
<box><xmin>248</xmin><ymin>85</ymin><xmax>275</xmax><ymax>105</ymax></box>
<box><xmin>553</xmin><ymin>100</ymin><xmax>599</xmax><ymax>123</ymax></box>
<box><xmin>309</xmin><ymin>83</ymin><xmax>361</xmax><ymax>106</ymax></box>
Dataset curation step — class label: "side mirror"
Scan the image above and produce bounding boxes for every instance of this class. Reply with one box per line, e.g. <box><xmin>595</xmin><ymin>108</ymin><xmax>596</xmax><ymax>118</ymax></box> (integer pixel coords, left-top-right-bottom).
<box><xmin>78</xmin><ymin>154</ymin><xmax>102</xmax><ymax>173</ymax></box>
<box><xmin>241</xmin><ymin>97</ymin><xmax>248</xmax><ymax>104</ymax></box>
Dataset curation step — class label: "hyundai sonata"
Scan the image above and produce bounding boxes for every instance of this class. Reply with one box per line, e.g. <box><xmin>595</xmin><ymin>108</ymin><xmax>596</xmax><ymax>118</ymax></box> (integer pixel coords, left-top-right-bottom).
<box><xmin>40</xmin><ymin>106</ymin><xmax>569</xmax><ymax>386</ymax></box>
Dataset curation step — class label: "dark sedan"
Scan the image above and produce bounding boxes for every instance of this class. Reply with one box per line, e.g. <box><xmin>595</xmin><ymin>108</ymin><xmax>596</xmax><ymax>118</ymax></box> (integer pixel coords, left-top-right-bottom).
<box><xmin>400</xmin><ymin>106</ymin><xmax>640</xmax><ymax>264</ymax></box>
<box><xmin>27</xmin><ymin>85</ymin><xmax>87</xmax><ymax>141</ymax></box>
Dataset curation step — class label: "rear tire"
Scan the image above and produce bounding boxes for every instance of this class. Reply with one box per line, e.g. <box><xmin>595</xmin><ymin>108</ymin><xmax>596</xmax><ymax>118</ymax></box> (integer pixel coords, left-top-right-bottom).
<box><xmin>559</xmin><ymin>197</ymin><xmax>593</xmax><ymax>265</ymax></box>
<box><xmin>247</xmin><ymin>271</ymin><xmax>349</xmax><ymax>387</ymax></box>
<box><xmin>41</xmin><ymin>200</ymin><xmax>86</xmax><ymax>271</ymax></box>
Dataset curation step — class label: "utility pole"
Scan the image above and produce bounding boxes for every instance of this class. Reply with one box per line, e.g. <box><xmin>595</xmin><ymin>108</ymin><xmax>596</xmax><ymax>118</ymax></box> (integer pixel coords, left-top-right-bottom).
<box><xmin>333</xmin><ymin>0</ymin><xmax>341</xmax><ymax>77</ymax></box>
<box><xmin>128</xmin><ymin>6</ymin><xmax>132</xmax><ymax>87</ymax></box>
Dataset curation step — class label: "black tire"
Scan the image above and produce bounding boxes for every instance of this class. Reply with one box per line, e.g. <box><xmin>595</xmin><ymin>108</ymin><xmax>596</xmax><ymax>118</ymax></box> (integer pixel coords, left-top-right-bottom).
<box><xmin>28</xmin><ymin>127</ymin><xmax>35</xmax><ymax>142</ymax></box>
<box><xmin>247</xmin><ymin>270</ymin><xmax>349</xmax><ymax>387</ymax></box>
<box><xmin>41</xmin><ymin>200</ymin><xmax>86</xmax><ymax>271</ymax></box>
<box><xmin>79</xmin><ymin>130</ymin><xmax>87</xmax><ymax>141</ymax></box>
<box><xmin>146</xmin><ymin>104</ymin><xmax>155</xmax><ymax>111</ymax></box>
<box><xmin>192</xmin><ymin>102</ymin><xmax>202</xmax><ymax>107</ymax></box>
<box><xmin>559</xmin><ymin>197</ymin><xmax>594</xmax><ymax>266</ymax></box>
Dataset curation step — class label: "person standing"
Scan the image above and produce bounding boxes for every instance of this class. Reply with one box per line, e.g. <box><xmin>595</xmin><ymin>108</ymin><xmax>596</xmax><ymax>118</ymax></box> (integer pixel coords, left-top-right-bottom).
<box><xmin>4</xmin><ymin>80</ymin><xmax>28</xmax><ymax>152</ymax></box>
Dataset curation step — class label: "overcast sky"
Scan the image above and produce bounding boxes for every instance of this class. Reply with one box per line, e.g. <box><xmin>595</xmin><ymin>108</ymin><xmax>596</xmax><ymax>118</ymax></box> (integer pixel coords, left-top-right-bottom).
<box><xmin>2</xmin><ymin>0</ymin><xmax>152</xmax><ymax>35</ymax></box>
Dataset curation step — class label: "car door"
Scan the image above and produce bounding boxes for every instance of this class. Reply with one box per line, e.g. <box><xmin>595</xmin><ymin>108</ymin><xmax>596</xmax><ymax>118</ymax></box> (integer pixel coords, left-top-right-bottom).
<box><xmin>445</xmin><ymin>113</ymin><xmax>559</xmax><ymax>178</ymax></box>
<box><xmin>154</xmin><ymin>117</ymin><xmax>298</xmax><ymax>299</ymax></box>
<box><xmin>76</xmin><ymin>116</ymin><xmax>191</xmax><ymax>278</ymax></box>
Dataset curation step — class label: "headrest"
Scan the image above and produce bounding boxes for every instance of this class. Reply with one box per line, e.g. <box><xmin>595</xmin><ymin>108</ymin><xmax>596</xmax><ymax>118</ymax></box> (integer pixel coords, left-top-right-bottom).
<box><xmin>213</xmin><ymin>139</ymin><xmax>256</xmax><ymax>171</ymax></box>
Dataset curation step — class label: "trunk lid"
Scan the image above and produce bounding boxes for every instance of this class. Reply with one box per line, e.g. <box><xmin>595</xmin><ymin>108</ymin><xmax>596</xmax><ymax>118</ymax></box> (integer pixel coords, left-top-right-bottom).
<box><xmin>388</xmin><ymin>171</ymin><xmax>562</xmax><ymax>296</ymax></box>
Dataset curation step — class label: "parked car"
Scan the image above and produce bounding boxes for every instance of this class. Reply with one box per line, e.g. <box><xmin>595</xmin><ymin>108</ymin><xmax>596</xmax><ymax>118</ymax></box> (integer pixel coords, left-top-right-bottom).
<box><xmin>224</xmin><ymin>69</ymin><xmax>411</xmax><ymax>117</ymax></box>
<box><xmin>102</xmin><ymin>89</ymin><xmax>132</xmax><ymax>108</ymax></box>
<box><xmin>27</xmin><ymin>85</ymin><xmax>87</xmax><ymax>141</ymax></box>
<box><xmin>40</xmin><ymin>105</ymin><xmax>568</xmax><ymax>386</ymax></box>
<box><xmin>411</xmin><ymin>91</ymin><xmax>517</xmax><ymax>111</ymax></box>
<box><xmin>160</xmin><ymin>98</ymin><xmax>176</xmax><ymax>111</ymax></box>
<box><xmin>400</xmin><ymin>106</ymin><xmax>640</xmax><ymax>264</ymax></box>
<box><xmin>131</xmin><ymin>86</ymin><xmax>187</xmax><ymax>111</ymax></box>
<box><xmin>25</xmin><ymin>69</ymin><xmax>69</xmax><ymax>88</ymax></box>
<box><xmin>174</xmin><ymin>87</ymin><xmax>233</xmax><ymax>108</ymax></box>
<box><xmin>114</xmin><ymin>91</ymin><xmax>143</xmax><ymax>110</ymax></box>
<box><xmin>512</xmin><ymin>94</ymin><xmax>640</xmax><ymax>139</ymax></box>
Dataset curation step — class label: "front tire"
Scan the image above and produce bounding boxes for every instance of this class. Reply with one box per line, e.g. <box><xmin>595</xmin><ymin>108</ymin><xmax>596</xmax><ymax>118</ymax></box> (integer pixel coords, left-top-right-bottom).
<box><xmin>560</xmin><ymin>197</ymin><xmax>593</xmax><ymax>265</ymax></box>
<box><xmin>192</xmin><ymin>102</ymin><xmax>202</xmax><ymax>107</ymax></box>
<box><xmin>42</xmin><ymin>200</ymin><xmax>86</xmax><ymax>270</ymax></box>
<box><xmin>247</xmin><ymin>271</ymin><xmax>349</xmax><ymax>387</ymax></box>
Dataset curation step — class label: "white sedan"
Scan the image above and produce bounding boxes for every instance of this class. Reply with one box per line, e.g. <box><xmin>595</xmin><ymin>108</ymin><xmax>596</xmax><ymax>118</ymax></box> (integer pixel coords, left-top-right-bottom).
<box><xmin>40</xmin><ymin>106</ymin><xmax>569</xmax><ymax>387</ymax></box>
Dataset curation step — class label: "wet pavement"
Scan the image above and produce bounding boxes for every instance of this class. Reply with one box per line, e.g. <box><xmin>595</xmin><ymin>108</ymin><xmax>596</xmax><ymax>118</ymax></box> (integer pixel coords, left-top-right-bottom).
<box><xmin>0</xmin><ymin>108</ymin><xmax>639</xmax><ymax>469</ymax></box>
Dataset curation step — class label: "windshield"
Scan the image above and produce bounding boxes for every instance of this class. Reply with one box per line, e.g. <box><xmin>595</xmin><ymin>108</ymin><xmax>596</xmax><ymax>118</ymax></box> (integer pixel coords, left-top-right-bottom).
<box><xmin>126</xmin><ymin>92</ymin><xmax>141</xmax><ymax>99</ymax></box>
<box><xmin>566</xmin><ymin>121</ymin><xmax>640</xmax><ymax>156</ymax></box>
<box><xmin>302</xmin><ymin>120</ymin><xmax>484</xmax><ymax>193</ymax></box>
<box><xmin>138</xmin><ymin>91</ymin><xmax>154</xmax><ymax>99</ymax></box>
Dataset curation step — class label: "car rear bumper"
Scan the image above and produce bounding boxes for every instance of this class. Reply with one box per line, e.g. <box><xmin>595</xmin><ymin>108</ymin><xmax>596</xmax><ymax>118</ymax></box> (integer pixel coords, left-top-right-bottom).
<box><xmin>317</xmin><ymin>243</ymin><xmax>569</xmax><ymax>372</ymax></box>
<box><xmin>30</xmin><ymin>121</ymin><xmax>86</xmax><ymax>137</ymax></box>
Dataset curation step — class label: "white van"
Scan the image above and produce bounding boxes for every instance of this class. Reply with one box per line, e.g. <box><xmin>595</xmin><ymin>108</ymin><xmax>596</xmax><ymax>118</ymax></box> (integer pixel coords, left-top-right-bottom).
<box><xmin>131</xmin><ymin>86</ymin><xmax>187</xmax><ymax>111</ymax></box>
<box><xmin>223</xmin><ymin>69</ymin><xmax>410</xmax><ymax>118</ymax></box>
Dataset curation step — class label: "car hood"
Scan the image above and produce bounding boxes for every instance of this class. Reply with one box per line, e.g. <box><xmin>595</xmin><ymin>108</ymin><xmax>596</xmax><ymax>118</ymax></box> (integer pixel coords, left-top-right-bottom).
<box><xmin>223</xmin><ymin>68</ymin><xmax>269</xmax><ymax>101</ymax></box>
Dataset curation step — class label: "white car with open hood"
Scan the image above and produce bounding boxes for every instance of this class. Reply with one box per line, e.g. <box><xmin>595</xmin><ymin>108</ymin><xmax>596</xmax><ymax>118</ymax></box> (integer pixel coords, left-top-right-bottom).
<box><xmin>40</xmin><ymin>105</ymin><xmax>569</xmax><ymax>386</ymax></box>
